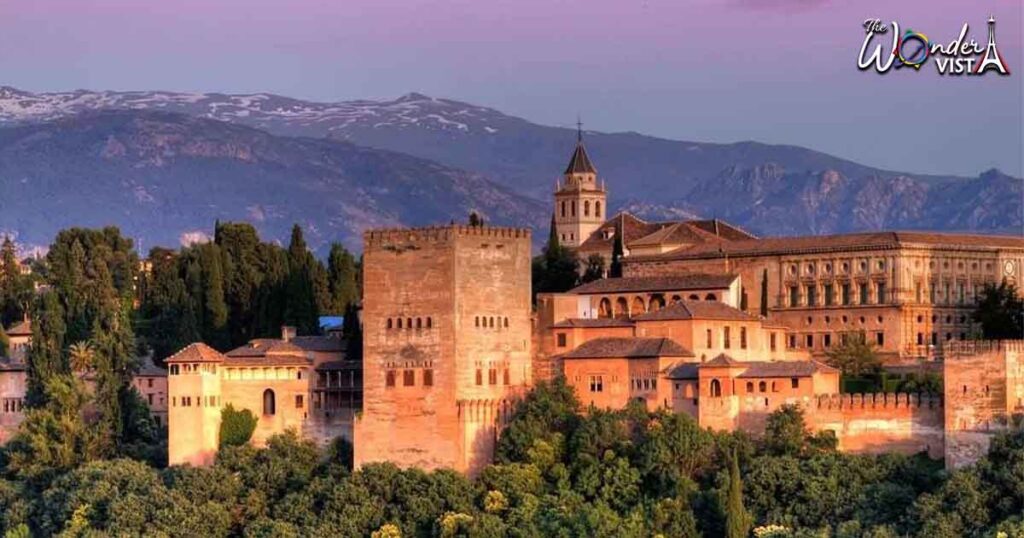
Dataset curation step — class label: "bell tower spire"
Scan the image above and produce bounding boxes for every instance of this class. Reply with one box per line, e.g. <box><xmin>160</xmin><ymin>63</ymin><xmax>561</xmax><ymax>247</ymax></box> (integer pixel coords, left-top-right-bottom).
<box><xmin>553</xmin><ymin>120</ymin><xmax>607</xmax><ymax>248</ymax></box>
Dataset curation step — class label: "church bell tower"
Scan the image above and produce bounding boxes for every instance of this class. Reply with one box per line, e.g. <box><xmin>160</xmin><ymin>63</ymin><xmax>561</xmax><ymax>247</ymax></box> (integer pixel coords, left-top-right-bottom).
<box><xmin>554</xmin><ymin>123</ymin><xmax>606</xmax><ymax>248</ymax></box>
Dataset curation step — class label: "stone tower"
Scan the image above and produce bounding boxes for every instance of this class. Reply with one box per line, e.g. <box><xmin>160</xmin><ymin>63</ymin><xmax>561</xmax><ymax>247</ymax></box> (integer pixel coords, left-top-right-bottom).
<box><xmin>554</xmin><ymin>126</ymin><xmax>606</xmax><ymax>248</ymax></box>
<box><xmin>167</xmin><ymin>343</ymin><xmax>224</xmax><ymax>467</ymax></box>
<box><xmin>354</xmin><ymin>224</ymin><xmax>533</xmax><ymax>475</ymax></box>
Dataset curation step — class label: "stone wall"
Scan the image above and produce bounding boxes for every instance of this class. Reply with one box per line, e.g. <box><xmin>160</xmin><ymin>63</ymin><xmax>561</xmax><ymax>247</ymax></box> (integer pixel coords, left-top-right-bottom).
<box><xmin>808</xmin><ymin>393</ymin><xmax>945</xmax><ymax>459</ymax></box>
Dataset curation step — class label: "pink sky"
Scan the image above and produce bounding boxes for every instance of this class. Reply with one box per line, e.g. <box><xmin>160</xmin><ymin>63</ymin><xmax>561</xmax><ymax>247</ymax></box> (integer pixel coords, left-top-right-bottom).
<box><xmin>0</xmin><ymin>0</ymin><xmax>1020</xmax><ymax>176</ymax></box>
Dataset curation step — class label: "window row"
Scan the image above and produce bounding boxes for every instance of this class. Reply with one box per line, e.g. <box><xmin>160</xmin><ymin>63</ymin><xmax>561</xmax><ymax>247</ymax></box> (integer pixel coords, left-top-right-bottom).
<box><xmin>914</xmin><ymin>281</ymin><xmax>991</xmax><ymax>306</ymax></box>
<box><xmin>916</xmin><ymin>314</ymin><xmax>969</xmax><ymax>325</ymax></box>
<box><xmin>385</xmin><ymin>368</ymin><xmax>434</xmax><ymax>388</ymax></box>
<box><xmin>916</xmin><ymin>332</ymin><xmax>967</xmax><ymax>346</ymax></box>
<box><xmin>787</xmin><ymin>259</ymin><xmax>885</xmax><ymax>276</ymax></box>
<box><xmin>475</xmin><ymin>368</ymin><xmax>511</xmax><ymax>386</ymax></box>
<box><xmin>743</xmin><ymin>378</ymin><xmax>799</xmax><ymax>394</ymax></box>
<box><xmin>597</xmin><ymin>293</ymin><xmax>717</xmax><ymax>319</ymax></box>
<box><xmin>172</xmin><ymin>395</ymin><xmax>220</xmax><ymax>408</ymax></box>
<box><xmin>704</xmin><ymin>326</ymin><xmax>749</xmax><ymax>350</ymax></box>
<box><xmin>630</xmin><ymin>377</ymin><xmax>657</xmax><ymax>392</ymax></box>
<box><xmin>386</xmin><ymin>317</ymin><xmax>434</xmax><ymax>330</ymax></box>
<box><xmin>169</xmin><ymin>363</ymin><xmax>218</xmax><ymax>375</ymax></box>
<box><xmin>475</xmin><ymin>316</ymin><xmax>510</xmax><ymax>329</ymax></box>
<box><xmin>787</xmin><ymin>281</ymin><xmax>886</xmax><ymax>308</ymax></box>
<box><xmin>559</xmin><ymin>199</ymin><xmax>603</xmax><ymax>219</ymax></box>
<box><xmin>1</xmin><ymin>398</ymin><xmax>23</xmax><ymax>414</ymax></box>
<box><xmin>786</xmin><ymin>331</ymin><xmax>885</xmax><ymax>349</ymax></box>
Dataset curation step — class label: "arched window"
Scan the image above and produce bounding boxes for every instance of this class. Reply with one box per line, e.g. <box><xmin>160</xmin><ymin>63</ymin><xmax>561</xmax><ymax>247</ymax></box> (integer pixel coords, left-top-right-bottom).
<box><xmin>397</xmin><ymin>318</ymin><xmax>403</xmax><ymax>329</ymax></box>
<box><xmin>650</xmin><ymin>295</ymin><xmax>665</xmax><ymax>310</ymax></box>
<box><xmin>571</xmin><ymin>200</ymin><xmax>576</xmax><ymax>217</ymax></box>
<box><xmin>504</xmin><ymin>317</ymin><xmax>509</xmax><ymax>328</ymax></box>
<box><xmin>416</xmin><ymin>318</ymin><xmax>422</xmax><ymax>329</ymax></box>
<box><xmin>688</xmin><ymin>294</ymin><xmax>700</xmax><ymax>301</ymax></box>
<box><xmin>427</xmin><ymin>317</ymin><xmax>432</xmax><ymax>328</ymax></box>
<box><xmin>387</xmin><ymin>318</ymin><xmax>393</xmax><ymax>329</ymax></box>
<box><xmin>596</xmin><ymin>201</ymin><xmax>602</xmax><ymax>218</ymax></box>
<box><xmin>406</xmin><ymin>318</ymin><xmax>412</xmax><ymax>329</ymax></box>
<box><xmin>710</xmin><ymin>379</ymin><xmax>722</xmax><ymax>397</ymax></box>
<box><xmin>263</xmin><ymin>389</ymin><xmax>276</xmax><ymax>415</ymax></box>
<box><xmin>615</xmin><ymin>297</ymin><xmax>629</xmax><ymax>318</ymax></box>
<box><xmin>599</xmin><ymin>298</ymin><xmax>613</xmax><ymax>318</ymax></box>
<box><xmin>671</xmin><ymin>295</ymin><xmax>682</xmax><ymax>303</ymax></box>
<box><xmin>705</xmin><ymin>293</ymin><xmax>717</xmax><ymax>301</ymax></box>
<box><xmin>746</xmin><ymin>382</ymin><xmax>754</xmax><ymax>393</ymax></box>
<box><xmin>475</xmin><ymin>316</ymin><xmax>480</xmax><ymax>327</ymax></box>
<box><xmin>584</xmin><ymin>200</ymin><xmax>590</xmax><ymax>216</ymax></box>
<box><xmin>489</xmin><ymin>317</ymin><xmax>495</xmax><ymax>328</ymax></box>
<box><xmin>758</xmin><ymin>381</ymin><xmax>767</xmax><ymax>393</ymax></box>
<box><xmin>631</xmin><ymin>296</ymin><xmax>646</xmax><ymax>315</ymax></box>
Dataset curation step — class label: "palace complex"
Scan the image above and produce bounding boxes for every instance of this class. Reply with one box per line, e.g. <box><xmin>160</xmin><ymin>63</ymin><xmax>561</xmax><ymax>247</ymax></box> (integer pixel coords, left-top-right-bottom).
<box><xmin>1</xmin><ymin>135</ymin><xmax>1022</xmax><ymax>473</ymax></box>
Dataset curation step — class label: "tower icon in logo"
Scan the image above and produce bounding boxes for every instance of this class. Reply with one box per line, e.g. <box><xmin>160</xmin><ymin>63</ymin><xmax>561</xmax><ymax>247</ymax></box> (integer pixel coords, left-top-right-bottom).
<box><xmin>973</xmin><ymin>16</ymin><xmax>1010</xmax><ymax>75</ymax></box>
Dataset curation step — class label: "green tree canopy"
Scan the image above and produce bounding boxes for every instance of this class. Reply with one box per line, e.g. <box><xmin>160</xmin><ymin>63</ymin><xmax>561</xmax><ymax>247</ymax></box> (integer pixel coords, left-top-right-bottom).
<box><xmin>972</xmin><ymin>281</ymin><xmax>1024</xmax><ymax>339</ymax></box>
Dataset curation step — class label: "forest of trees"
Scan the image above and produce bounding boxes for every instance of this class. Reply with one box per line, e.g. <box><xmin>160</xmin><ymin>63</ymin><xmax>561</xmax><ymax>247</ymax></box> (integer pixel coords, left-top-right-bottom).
<box><xmin>0</xmin><ymin>379</ymin><xmax>1022</xmax><ymax>537</ymax></box>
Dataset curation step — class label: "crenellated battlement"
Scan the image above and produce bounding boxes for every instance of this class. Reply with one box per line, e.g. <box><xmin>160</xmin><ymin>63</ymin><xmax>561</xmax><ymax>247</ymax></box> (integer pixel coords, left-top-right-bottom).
<box><xmin>944</xmin><ymin>339</ymin><xmax>1024</xmax><ymax>357</ymax></box>
<box><xmin>813</xmin><ymin>392</ymin><xmax>943</xmax><ymax>410</ymax></box>
<box><xmin>364</xmin><ymin>225</ymin><xmax>531</xmax><ymax>249</ymax></box>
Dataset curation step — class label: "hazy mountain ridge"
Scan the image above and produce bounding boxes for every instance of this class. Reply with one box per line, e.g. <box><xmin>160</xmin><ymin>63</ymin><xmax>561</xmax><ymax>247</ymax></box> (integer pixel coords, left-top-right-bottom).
<box><xmin>0</xmin><ymin>86</ymin><xmax>1019</xmax><ymax>249</ymax></box>
<box><xmin>0</xmin><ymin>110</ymin><xmax>547</xmax><ymax>252</ymax></box>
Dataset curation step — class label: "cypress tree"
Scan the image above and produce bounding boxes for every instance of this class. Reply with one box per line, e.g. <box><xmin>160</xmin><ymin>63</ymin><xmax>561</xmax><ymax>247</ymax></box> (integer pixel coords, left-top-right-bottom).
<box><xmin>759</xmin><ymin>269</ymin><xmax>769</xmax><ymax>317</ymax></box>
<box><xmin>199</xmin><ymin>243</ymin><xmax>229</xmax><ymax>349</ymax></box>
<box><xmin>609</xmin><ymin>225</ymin><xmax>624</xmax><ymax>278</ymax></box>
<box><xmin>725</xmin><ymin>448</ymin><xmax>751</xmax><ymax>538</ymax></box>
<box><xmin>0</xmin><ymin>324</ymin><xmax>7</xmax><ymax>357</ymax></box>
<box><xmin>328</xmin><ymin>243</ymin><xmax>359</xmax><ymax>314</ymax></box>
<box><xmin>285</xmin><ymin>224</ymin><xmax>320</xmax><ymax>334</ymax></box>
<box><xmin>26</xmin><ymin>291</ymin><xmax>67</xmax><ymax>407</ymax></box>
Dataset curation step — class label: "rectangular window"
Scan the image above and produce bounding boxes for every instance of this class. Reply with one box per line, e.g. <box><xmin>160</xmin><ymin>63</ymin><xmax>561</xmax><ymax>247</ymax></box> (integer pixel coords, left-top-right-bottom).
<box><xmin>789</xmin><ymin>286</ymin><xmax>800</xmax><ymax>307</ymax></box>
<box><xmin>770</xmin><ymin>333</ymin><xmax>777</xmax><ymax>352</ymax></box>
<box><xmin>824</xmin><ymin>284</ymin><xmax>834</xmax><ymax>306</ymax></box>
<box><xmin>944</xmin><ymin>282</ymin><xmax>951</xmax><ymax>304</ymax></box>
<box><xmin>403</xmin><ymin>370</ymin><xmax>415</xmax><ymax>386</ymax></box>
<box><xmin>791</xmin><ymin>378</ymin><xmax>799</xmax><ymax>389</ymax></box>
<box><xmin>876</xmin><ymin>282</ymin><xmax>887</xmax><ymax>304</ymax></box>
<box><xmin>824</xmin><ymin>333</ymin><xmax>832</xmax><ymax>348</ymax></box>
<box><xmin>930</xmin><ymin>283</ymin><xmax>937</xmax><ymax>304</ymax></box>
<box><xmin>958</xmin><ymin>282</ymin><xmax>965</xmax><ymax>304</ymax></box>
<box><xmin>706</xmin><ymin>329</ymin><xmax>713</xmax><ymax>348</ymax></box>
<box><xmin>842</xmin><ymin>283</ymin><xmax>851</xmax><ymax>305</ymax></box>
<box><xmin>723</xmin><ymin>326</ymin><xmax>731</xmax><ymax>349</ymax></box>
<box><xmin>147</xmin><ymin>393</ymin><xmax>153</xmax><ymax>405</ymax></box>
<box><xmin>423</xmin><ymin>369</ymin><xmax>434</xmax><ymax>387</ymax></box>
<box><xmin>740</xmin><ymin>327</ymin><xmax>747</xmax><ymax>349</ymax></box>
<box><xmin>788</xmin><ymin>334</ymin><xmax>796</xmax><ymax>349</ymax></box>
<box><xmin>475</xmin><ymin>369</ymin><xmax>483</xmax><ymax>386</ymax></box>
<box><xmin>917</xmin><ymin>333</ymin><xmax>924</xmax><ymax>345</ymax></box>
<box><xmin>876</xmin><ymin>332</ymin><xmax>885</xmax><ymax>346</ymax></box>
<box><xmin>806</xmin><ymin>334</ymin><xmax>814</xmax><ymax>348</ymax></box>
<box><xmin>147</xmin><ymin>378</ymin><xmax>153</xmax><ymax>388</ymax></box>
<box><xmin>488</xmin><ymin>369</ymin><xmax>497</xmax><ymax>385</ymax></box>
<box><xmin>386</xmin><ymin>370</ymin><xmax>396</xmax><ymax>387</ymax></box>
<box><xmin>915</xmin><ymin>282</ymin><xmax>922</xmax><ymax>303</ymax></box>
<box><xmin>295</xmin><ymin>395</ymin><xmax>304</xmax><ymax>409</ymax></box>
<box><xmin>931</xmin><ymin>332</ymin><xmax>938</xmax><ymax>345</ymax></box>
<box><xmin>806</xmin><ymin>285</ymin><xmax>816</xmax><ymax>307</ymax></box>
<box><xmin>503</xmin><ymin>369</ymin><xmax>510</xmax><ymax>385</ymax></box>
<box><xmin>589</xmin><ymin>375</ymin><xmax>604</xmax><ymax>393</ymax></box>
<box><xmin>859</xmin><ymin>283</ymin><xmax>869</xmax><ymax>304</ymax></box>
<box><xmin>557</xmin><ymin>333</ymin><xmax>567</xmax><ymax>348</ymax></box>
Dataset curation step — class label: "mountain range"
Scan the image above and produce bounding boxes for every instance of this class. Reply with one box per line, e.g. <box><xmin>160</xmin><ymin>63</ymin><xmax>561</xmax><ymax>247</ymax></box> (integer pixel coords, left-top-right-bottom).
<box><xmin>0</xmin><ymin>86</ymin><xmax>1019</xmax><ymax>253</ymax></box>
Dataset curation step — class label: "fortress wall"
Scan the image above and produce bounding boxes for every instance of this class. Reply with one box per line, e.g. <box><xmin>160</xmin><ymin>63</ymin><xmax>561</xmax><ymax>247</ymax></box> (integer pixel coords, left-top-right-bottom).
<box><xmin>807</xmin><ymin>393</ymin><xmax>945</xmax><ymax>458</ymax></box>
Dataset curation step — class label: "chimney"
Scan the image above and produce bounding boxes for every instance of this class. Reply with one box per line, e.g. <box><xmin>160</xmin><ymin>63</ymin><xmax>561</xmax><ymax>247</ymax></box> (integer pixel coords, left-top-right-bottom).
<box><xmin>281</xmin><ymin>326</ymin><xmax>297</xmax><ymax>342</ymax></box>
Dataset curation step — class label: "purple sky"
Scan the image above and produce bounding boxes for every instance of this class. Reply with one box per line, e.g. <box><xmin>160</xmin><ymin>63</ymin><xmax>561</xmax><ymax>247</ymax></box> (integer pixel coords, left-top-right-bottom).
<box><xmin>1</xmin><ymin>0</ymin><xmax>1021</xmax><ymax>176</ymax></box>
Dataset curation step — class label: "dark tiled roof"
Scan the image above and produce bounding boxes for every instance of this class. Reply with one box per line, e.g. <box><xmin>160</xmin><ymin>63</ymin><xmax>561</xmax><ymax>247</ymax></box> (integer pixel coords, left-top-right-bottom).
<box><xmin>316</xmin><ymin>360</ymin><xmax>362</xmax><ymax>371</ymax></box>
<box><xmin>578</xmin><ymin>213</ymin><xmax>665</xmax><ymax>254</ymax></box>
<box><xmin>551</xmin><ymin>318</ymin><xmax>635</xmax><ymax>329</ymax></box>
<box><xmin>166</xmin><ymin>343</ymin><xmax>227</xmax><ymax>364</ymax></box>
<box><xmin>666</xmin><ymin>362</ymin><xmax>700</xmax><ymax>379</ymax></box>
<box><xmin>687</xmin><ymin>219</ymin><xmax>758</xmax><ymax>241</ymax></box>
<box><xmin>0</xmin><ymin>357</ymin><xmax>26</xmax><ymax>372</ymax></box>
<box><xmin>292</xmin><ymin>336</ymin><xmax>346</xmax><ymax>353</ymax></box>
<box><xmin>563</xmin><ymin>337</ymin><xmax>694</xmax><ymax>359</ymax></box>
<box><xmin>633</xmin><ymin>301</ymin><xmax>758</xmax><ymax>322</ymax></box>
<box><xmin>629</xmin><ymin>221</ymin><xmax>727</xmax><ymax>248</ymax></box>
<box><xmin>565</xmin><ymin>142</ymin><xmax>597</xmax><ymax>174</ymax></box>
<box><xmin>136</xmin><ymin>355</ymin><xmax>167</xmax><ymax>377</ymax></box>
<box><xmin>569</xmin><ymin>274</ymin><xmax>736</xmax><ymax>295</ymax></box>
<box><xmin>632</xmin><ymin>231</ymin><xmax>1024</xmax><ymax>262</ymax></box>
<box><xmin>736</xmin><ymin>360</ymin><xmax>838</xmax><ymax>378</ymax></box>
<box><xmin>224</xmin><ymin>355</ymin><xmax>312</xmax><ymax>367</ymax></box>
<box><xmin>5</xmin><ymin>320</ymin><xmax>30</xmax><ymax>336</ymax></box>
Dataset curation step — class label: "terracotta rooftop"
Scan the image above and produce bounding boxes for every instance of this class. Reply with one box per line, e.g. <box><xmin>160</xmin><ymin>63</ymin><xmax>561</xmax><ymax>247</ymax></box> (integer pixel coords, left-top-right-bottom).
<box><xmin>551</xmin><ymin>318</ymin><xmax>635</xmax><ymax>329</ymax></box>
<box><xmin>224</xmin><ymin>355</ymin><xmax>312</xmax><ymax>368</ymax></box>
<box><xmin>5</xmin><ymin>320</ymin><xmax>30</xmax><ymax>337</ymax></box>
<box><xmin>701</xmin><ymin>353</ymin><xmax>745</xmax><ymax>368</ymax></box>
<box><xmin>166</xmin><ymin>343</ymin><xmax>227</xmax><ymax>364</ymax></box>
<box><xmin>562</xmin><ymin>337</ymin><xmax>694</xmax><ymax>359</ymax></box>
<box><xmin>316</xmin><ymin>360</ymin><xmax>362</xmax><ymax>371</ymax></box>
<box><xmin>292</xmin><ymin>335</ymin><xmax>346</xmax><ymax>353</ymax></box>
<box><xmin>628</xmin><ymin>221</ymin><xmax>728</xmax><ymax>248</ymax></box>
<box><xmin>569</xmin><ymin>274</ymin><xmax>737</xmax><ymax>295</ymax></box>
<box><xmin>631</xmin><ymin>230</ymin><xmax>1024</xmax><ymax>262</ymax></box>
<box><xmin>633</xmin><ymin>301</ymin><xmax>759</xmax><ymax>322</ymax></box>
<box><xmin>226</xmin><ymin>339</ymin><xmax>307</xmax><ymax>357</ymax></box>
<box><xmin>577</xmin><ymin>213</ymin><xmax>665</xmax><ymax>254</ymax></box>
<box><xmin>687</xmin><ymin>219</ymin><xmax>758</xmax><ymax>241</ymax></box>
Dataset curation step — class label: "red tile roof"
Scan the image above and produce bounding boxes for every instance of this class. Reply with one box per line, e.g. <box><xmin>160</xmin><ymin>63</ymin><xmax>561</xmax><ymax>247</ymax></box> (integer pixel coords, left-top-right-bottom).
<box><xmin>564</xmin><ymin>141</ymin><xmax>597</xmax><ymax>174</ymax></box>
<box><xmin>226</xmin><ymin>339</ymin><xmax>307</xmax><ymax>357</ymax></box>
<box><xmin>736</xmin><ymin>360</ymin><xmax>838</xmax><ymax>378</ymax></box>
<box><xmin>551</xmin><ymin>318</ymin><xmax>635</xmax><ymax>329</ymax></box>
<box><xmin>562</xmin><ymin>337</ymin><xmax>694</xmax><ymax>359</ymax></box>
<box><xmin>5</xmin><ymin>320</ymin><xmax>30</xmax><ymax>336</ymax></box>
<box><xmin>166</xmin><ymin>343</ymin><xmax>227</xmax><ymax>364</ymax></box>
<box><xmin>569</xmin><ymin>274</ymin><xmax>737</xmax><ymax>295</ymax></box>
<box><xmin>633</xmin><ymin>301</ymin><xmax>759</xmax><ymax>322</ymax></box>
<box><xmin>224</xmin><ymin>355</ymin><xmax>312</xmax><ymax>367</ymax></box>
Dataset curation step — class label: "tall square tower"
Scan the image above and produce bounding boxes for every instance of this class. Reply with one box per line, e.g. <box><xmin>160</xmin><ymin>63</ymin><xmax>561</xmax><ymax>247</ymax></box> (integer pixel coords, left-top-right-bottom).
<box><xmin>354</xmin><ymin>224</ymin><xmax>533</xmax><ymax>475</ymax></box>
